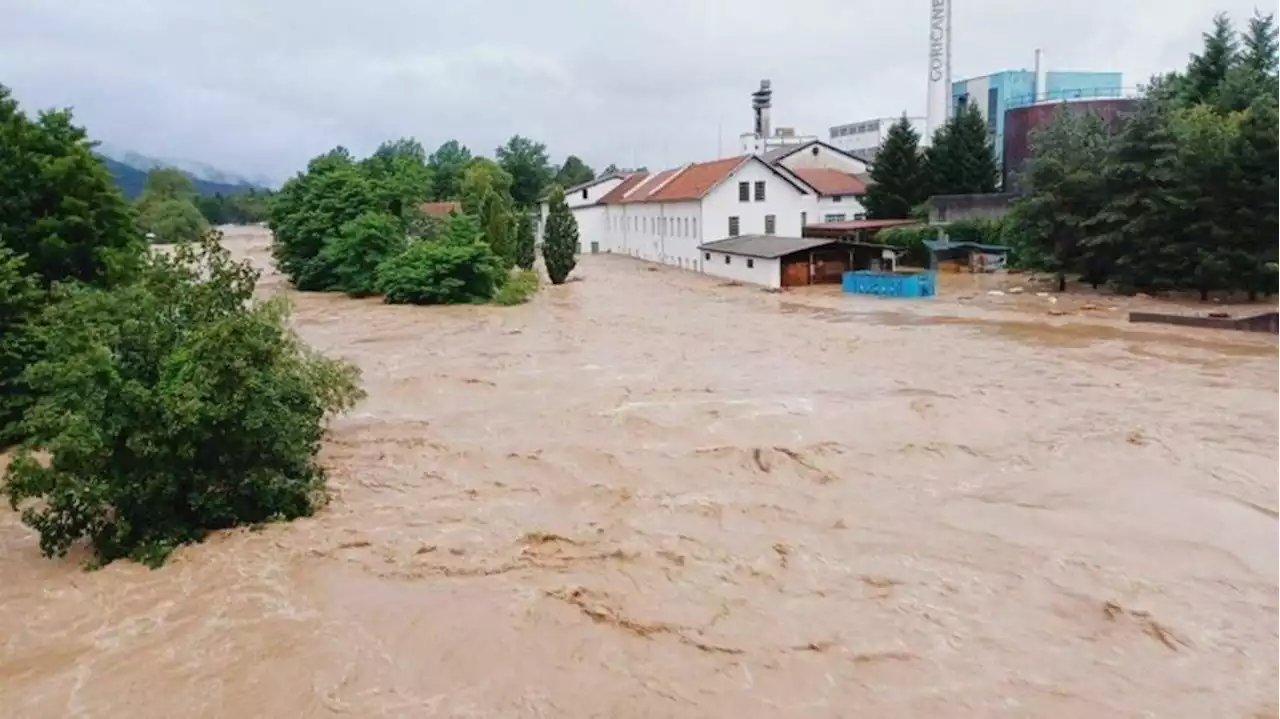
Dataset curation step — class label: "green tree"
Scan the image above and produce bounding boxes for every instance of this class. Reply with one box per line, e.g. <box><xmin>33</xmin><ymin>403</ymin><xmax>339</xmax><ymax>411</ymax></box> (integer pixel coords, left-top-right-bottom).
<box><xmin>541</xmin><ymin>185</ymin><xmax>577</xmax><ymax>284</ymax></box>
<box><xmin>556</xmin><ymin>155</ymin><xmax>596</xmax><ymax>187</ymax></box>
<box><xmin>1183</xmin><ymin>13</ymin><xmax>1239</xmax><ymax>106</ymax></box>
<box><xmin>1005</xmin><ymin>109</ymin><xmax>1113</xmax><ymax>290</ymax></box>
<box><xmin>924</xmin><ymin>104</ymin><xmax>1000</xmax><ymax>195</ymax></box>
<box><xmin>3</xmin><ymin>232</ymin><xmax>363</xmax><ymax>567</ymax></box>
<box><xmin>268</xmin><ymin>151</ymin><xmax>380</xmax><ymax>289</ymax></box>
<box><xmin>1086</xmin><ymin>97</ymin><xmax>1184</xmax><ymax>292</ymax></box>
<box><xmin>1228</xmin><ymin>96</ymin><xmax>1279</xmax><ymax>298</ymax></box>
<box><xmin>140</xmin><ymin>167</ymin><xmax>197</xmax><ymax>202</ymax></box>
<box><xmin>138</xmin><ymin>197</ymin><xmax>209</xmax><ymax>244</ymax></box>
<box><xmin>496</xmin><ymin>135</ymin><xmax>552</xmax><ymax>208</ymax></box>
<box><xmin>375</xmin><ymin>214</ymin><xmax>505</xmax><ymax>304</ymax></box>
<box><xmin>362</xmin><ymin>137</ymin><xmax>432</xmax><ymax>222</ymax></box>
<box><xmin>602</xmin><ymin>163</ymin><xmax>622</xmax><ymax>175</ymax></box>
<box><xmin>459</xmin><ymin>158</ymin><xmax>515</xmax><ymax>215</ymax></box>
<box><xmin>1242</xmin><ymin>11</ymin><xmax>1279</xmax><ymax>76</ymax></box>
<box><xmin>0</xmin><ymin>246</ymin><xmax>43</xmax><ymax>439</ymax></box>
<box><xmin>0</xmin><ymin>85</ymin><xmax>142</xmax><ymax>290</ymax></box>
<box><xmin>479</xmin><ymin>188</ymin><xmax>516</xmax><ymax>268</ymax></box>
<box><xmin>862</xmin><ymin>116</ymin><xmax>927</xmax><ymax>218</ymax></box>
<box><xmin>427</xmin><ymin>140</ymin><xmax>473</xmax><ymax>201</ymax></box>
<box><xmin>313</xmin><ymin>211</ymin><xmax>406</xmax><ymax>297</ymax></box>
<box><xmin>514</xmin><ymin>212</ymin><xmax>536</xmax><ymax>270</ymax></box>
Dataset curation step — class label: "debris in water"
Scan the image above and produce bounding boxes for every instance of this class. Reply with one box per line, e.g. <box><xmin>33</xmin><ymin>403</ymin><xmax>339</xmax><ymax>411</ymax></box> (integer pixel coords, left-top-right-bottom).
<box><xmin>1007</xmin><ymin>287</ymin><xmax>1025</xmax><ymax>294</ymax></box>
<box><xmin>987</xmin><ymin>290</ymin><xmax>1005</xmax><ymax>296</ymax></box>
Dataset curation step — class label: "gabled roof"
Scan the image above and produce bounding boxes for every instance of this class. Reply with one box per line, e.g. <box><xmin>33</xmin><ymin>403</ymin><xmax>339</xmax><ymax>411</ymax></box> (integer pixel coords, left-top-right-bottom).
<box><xmin>648</xmin><ymin>156</ymin><xmax>749</xmax><ymax>202</ymax></box>
<box><xmin>758</xmin><ymin>140</ymin><xmax>872</xmax><ymax>169</ymax></box>
<box><xmin>597</xmin><ymin>172</ymin><xmax>650</xmax><ymax>204</ymax></box>
<box><xmin>617</xmin><ymin>168</ymin><xmax>682</xmax><ymax>204</ymax></box>
<box><xmin>699</xmin><ymin>235</ymin><xmax>839</xmax><ymax>259</ymax></box>
<box><xmin>420</xmin><ymin>201</ymin><xmax>462</xmax><ymax>218</ymax></box>
<box><xmin>562</xmin><ymin>172</ymin><xmax>625</xmax><ymax>196</ymax></box>
<box><xmin>790</xmin><ymin>168</ymin><xmax>867</xmax><ymax>197</ymax></box>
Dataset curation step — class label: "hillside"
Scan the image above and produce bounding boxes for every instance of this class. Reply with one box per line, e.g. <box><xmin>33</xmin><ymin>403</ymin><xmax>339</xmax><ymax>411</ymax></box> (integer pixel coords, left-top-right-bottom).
<box><xmin>100</xmin><ymin>155</ymin><xmax>261</xmax><ymax>200</ymax></box>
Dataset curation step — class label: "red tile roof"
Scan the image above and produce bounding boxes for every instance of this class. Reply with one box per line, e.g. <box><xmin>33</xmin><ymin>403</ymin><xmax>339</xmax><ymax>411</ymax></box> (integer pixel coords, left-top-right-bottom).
<box><xmin>647</xmin><ymin>156</ymin><xmax>748</xmax><ymax>202</ymax></box>
<box><xmin>420</xmin><ymin>201</ymin><xmax>462</xmax><ymax>217</ymax></box>
<box><xmin>809</xmin><ymin>218</ymin><xmax>918</xmax><ymax>231</ymax></box>
<box><xmin>617</xmin><ymin>168</ymin><xmax>681</xmax><ymax>204</ymax></box>
<box><xmin>598</xmin><ymin>172</ymin><xmax>650</xmax><ymax>204</ymax></box>
<box><xmin>791</xmin><ymin>168</ymin><xmax>867</xmax><ymax>197</ymax></box>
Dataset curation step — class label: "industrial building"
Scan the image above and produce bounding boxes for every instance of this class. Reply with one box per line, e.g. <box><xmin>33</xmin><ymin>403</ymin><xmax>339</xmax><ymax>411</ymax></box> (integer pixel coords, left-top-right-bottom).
<box><xmin>828</xmin><ymin>116</ymin><xmax>928</xmax><ymax>162</ymax></box>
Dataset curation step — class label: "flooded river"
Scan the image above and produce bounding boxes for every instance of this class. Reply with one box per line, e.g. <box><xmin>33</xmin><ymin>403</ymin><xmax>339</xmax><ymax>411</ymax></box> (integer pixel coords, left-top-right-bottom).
<box><xmin>2</xmin><ymin>227</ymin><xmax>1276</xmax><ymax>717</ymax></box>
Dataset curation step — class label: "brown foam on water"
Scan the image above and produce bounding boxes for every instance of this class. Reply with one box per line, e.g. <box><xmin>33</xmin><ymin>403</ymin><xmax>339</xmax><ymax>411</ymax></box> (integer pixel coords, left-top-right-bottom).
<box><xmin>1</xmin><ymin>227</ymin><xmax>1276</xmax><ymax>718</ymax></box>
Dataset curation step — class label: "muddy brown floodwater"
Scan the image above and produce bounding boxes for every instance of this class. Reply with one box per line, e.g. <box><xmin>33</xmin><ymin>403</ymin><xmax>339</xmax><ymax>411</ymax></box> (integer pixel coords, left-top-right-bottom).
<box><xmin>2</xmin><ymin>226</ymin><xmax>1277</xmax><ymax>718</ymax></box>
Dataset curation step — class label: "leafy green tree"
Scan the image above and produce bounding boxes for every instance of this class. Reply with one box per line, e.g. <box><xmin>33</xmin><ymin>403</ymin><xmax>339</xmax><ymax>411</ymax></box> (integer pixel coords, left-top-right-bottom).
<box><xmin>1183</xmin><ymin>13</ymin><xmax>1239</xmax><ymax>106</ymax></box>
<box><xmin>138</xmin><ymin>197</ymin><xmax>209</xmax><ymax>244</ymax></box>
<box><xmin>3</xmin><ymin>232</ymin><xmax>364</xmax><ymax>567</ymax></box>
<box><xmin>375</xmin><ymin>214</ymin><xmax>505</xmax><ymax>304</ymax></box>
<box><xmin>362</xmin><ymin>137</ymin><xmax>432</xmax><ymax>222</ymax></box>
<box><xmin>460</xmin><ymin>158</ymin><xmax>515</xmax><ymax>215</ymax></box>
<box><xmin>924</xmin><ymin>103</ymin><xmax>1000</xmax><ymax>195</ymax></box>
<box><xmin>427</xmin><ymin>140</ymin><xmax>473</xmax><ymax>201</ymax></box>
<box><xmin>1004</xmin><ymin>109</ymin><xmax>1113</xmax><ymax>290</ymax></box>
<box><xmin>479</xmin><ymin>188</ymin><xmax>516</xmax><ymax>267</ymax></box>
<box><xmin>0</xmin><ymin>246</ymin><xmax>43</xmax><ymax>439</ymax></box>
<box><xmin>556</xmin><ymin>155</ymin><xmax>596</xmax><ymax>187</ymax></box>
<box><xmin>140</xmin><ymin>167</ymin><xmax>197</xmax><ymax>202</ymax></box>
<box><xmin>601</xmin><ymin>163</ymin><xmax>622</xmax><ymax>175</ymax></box>
<box><xmin>514</xmin><ymin>212</ymin><xmax>536</xmax><ymax>270</ymax></box>
<box><xmin>269</xmin><ymin>151</ymin><xmax>380</xmax><ymax>289</ymax></box>
<box><xmin>541</xmin><ymin>185</ymin><xmax>577</xmax><ymax>284</ymax></box>
<box><xmin>496</xmin><ymin>135</ymin><xmax>552</xmax><ymax>207</ymax></box>
<box><xmin>863</xmin><ymin>116</ymin><xmax>927</xmax><ymax>218</ymax></box>
<box><xmin>313</xmin><ymin>211</ymin><xmax>406</xmax><ymax>297</ymax></box>
<box><xmin>0</xmin><ymin>85</ymin><xmax>142</xmax><ymax>290</ymax></box>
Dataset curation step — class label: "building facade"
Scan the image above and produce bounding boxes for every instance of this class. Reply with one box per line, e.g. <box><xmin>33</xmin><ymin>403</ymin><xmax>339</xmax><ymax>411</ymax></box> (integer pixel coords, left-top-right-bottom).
<box><xmin>828</xmin><ymin>116</ymin><xmax>927</xmax><ymax>161</ymax></box>
<box><xmin>951</xmin><ymin>69</ymin><xmax>1123</xmax><ymax>163</ymax></box>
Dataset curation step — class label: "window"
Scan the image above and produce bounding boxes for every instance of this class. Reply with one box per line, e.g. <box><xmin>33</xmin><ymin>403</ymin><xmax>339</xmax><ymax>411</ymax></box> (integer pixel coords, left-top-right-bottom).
<box><xmin>704</xmin><ymin>252</ymin><xmax>711</xmax><ymax>261</ymax></box>
<box><xmin>692</xmin><ymin>218</ymin><xmax>697</xmax><ymax>237</ymax></box>
<box><xmin>724</xmin><ymin>255</ymin><xmax>731</xmax><ymax>264</ymax></box>
<box><xmin>801</xmin><ymin>211</ymin><xmax>807</xmax><ymax>227</ymax></box>
<box><xmin>764</xmin><ymin>215</ymin><xmax>776</xmax><ymax>235</ymax></box>
<box><xmin>855</xmin><ymin>213</ymin><xmax>867</xmax><ymax>220</ymax></box>
<box><xmin>728</xmin><ymin>216</ymin><xmax>740</xmax><ymax>237</ymax></box>
<box><xmin>738</xmin><ymin>182</ymin><xmax>749</xmax><ymax>201</ymax></box>
<box><xmin>987</xmin><ymin>87</ymin><xmax>999</xmax><ymax>134</ymax></box>
<box><xmin>683</xmin><ymin>218</ymin><xmax>689</xmax><ymax>236</ymax></box>
<box><xmin>747</xmin><ymin>258</ymin><xmax>755</xmax><ymax>269</ymax></box>
<box><xmin>581</xmin><ymin>188</ymin><xmax>588</xmax><ymax>200</ymax></box>
<box><xmin>824</xmin><ymin>213</ymin><xmax>846</xmax><ymax>223</ymax></box>
<box><xmin>754</xmin><ymin>181</ymin><xmax>766</xmax><ymax>201</ymax></box>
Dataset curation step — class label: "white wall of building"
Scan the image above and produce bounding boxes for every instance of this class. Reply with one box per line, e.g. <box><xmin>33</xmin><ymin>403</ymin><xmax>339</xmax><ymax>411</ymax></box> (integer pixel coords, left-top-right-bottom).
<box><xmin>701</xmin><ymin>251</ymin><xmax>781</xmax><ymax>288</ymax></box>
<box><xmin>814</xmin><ymin>195</ymin><xmax>866</xmax><ymax>223</ymax></box>
<box><xmin>829</xmin><ymin>117</ymin><xmax>928</xmax><ymax>156</ymax></box>
<box><xmin>574</xmin><ymin>205</ymin><xmax>608</xmax><ymax>254</ymax></box>
<box><xmin>566</xmin><ymin>176</ymin><xmax>623</xmax><ymax>209</ymax></box>
<box><xmin>776</xmin><ymin>144</ymin><xmax>868</xmax><ymax>175</ymax></box>
<box><xmin>701</xmin><ymin>160</ymin><xmax>814</xmax><ymax>242</ymax></box>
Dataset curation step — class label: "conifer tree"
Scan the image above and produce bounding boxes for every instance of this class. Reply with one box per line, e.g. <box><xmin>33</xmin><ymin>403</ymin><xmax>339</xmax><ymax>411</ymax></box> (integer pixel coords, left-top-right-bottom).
<box><xmin>863</xmin><ymin>116</ymin><xmax>927</xmax><ymax>219</ymax></box>
<box><xmin>924</xmin><ymin>104</ymin><xmax>1000</xmax><ymax>195</ymax></box>
<box><xmin>541</xmin><ymin>186</ymin><xmax>578</xmax><ymax>285</ymax></box>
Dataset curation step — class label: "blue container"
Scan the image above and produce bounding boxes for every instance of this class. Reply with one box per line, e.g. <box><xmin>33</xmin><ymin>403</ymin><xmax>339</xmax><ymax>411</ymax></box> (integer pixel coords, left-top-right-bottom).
<box><xmin>841</xmin><ymin>270</ymin><xmax>936</xmax><ymax>298</ymax></box>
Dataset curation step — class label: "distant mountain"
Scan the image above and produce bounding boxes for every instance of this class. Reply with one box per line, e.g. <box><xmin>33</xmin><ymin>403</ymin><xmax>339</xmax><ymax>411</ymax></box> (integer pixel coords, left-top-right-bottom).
<box><xmin>95</xmin><ymin>146</ymin><xmax>269</xmax><ymax>200</ymax></box>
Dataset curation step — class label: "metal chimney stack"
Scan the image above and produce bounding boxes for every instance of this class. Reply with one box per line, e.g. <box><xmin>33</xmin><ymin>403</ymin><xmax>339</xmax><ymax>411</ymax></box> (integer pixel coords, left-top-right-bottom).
<box><xmin>752</xmin><ymin>79</ymin><xmax>773</xmax><ymax>141</ymax></box>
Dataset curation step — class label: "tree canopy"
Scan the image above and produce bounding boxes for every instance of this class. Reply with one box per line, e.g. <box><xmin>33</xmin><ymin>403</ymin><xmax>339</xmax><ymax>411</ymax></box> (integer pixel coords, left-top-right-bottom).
<box><xmin>427</xmin><ymin>140</ymin><xmax>473</xmax><ymax>201</ymax></box>
<box><xmin>863</xmin><ymin>116</ymin><xmax>928</xmax><ymax>219</ymax></box>
<box><xmin>925</xmin><ymin>103</ymin><xmax>1000</xmax><ymax>195</ymax></box>
<box><xmin>496</xmin><ymin>135</ymin><xmax>552</xmax><ymax>207</ymax></box>
<box><xmin>555</xmin><ymin>155</ymin><xmax>596</xmax><ymax>188</ymax></box>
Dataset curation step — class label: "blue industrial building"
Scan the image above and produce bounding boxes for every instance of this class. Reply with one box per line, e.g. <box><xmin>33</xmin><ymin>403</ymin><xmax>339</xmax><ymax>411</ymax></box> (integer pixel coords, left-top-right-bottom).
<box><xmin>951</xmin><ymin>69</ymin><xmax>1123</xmax><ymax>162</ymax></box>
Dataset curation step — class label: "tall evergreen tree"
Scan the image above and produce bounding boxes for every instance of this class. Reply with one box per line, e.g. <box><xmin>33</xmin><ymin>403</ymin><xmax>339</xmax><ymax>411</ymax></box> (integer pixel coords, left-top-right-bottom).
<box><xmin>1183</xmin><ymin>13</ymin><xmax>1239</xmax><ymax>106</ymax></box>
<box><xmin>863</xmin><ymin>116</ymin><xmax>927</xmax><ymax>219</ymax></box>
<box><xmin>924</xmin><ymin>104</ymin><xmax>1000</xmax><ymax>195</ymax></box>
<box><xmin>1005</xmin><ymin>109</ymin><xmax>1112</xmax><ymax>290</ymax></box>
<box><xmin>1085</xmin><ymin>97</ymin><xmax>1183</xmax><ymax>291</ymax></box>
<box><xmin>541</xmin><ymin>186</ymin><xmax>578</xmax><ymax>285</ymax></box>
<box><xmin>1230</xmin><ymin>96</ymin><xmax>1280</xmax><ymax>298</ymax></box>
<box><xmin>1242</xmin><ymin>11</ymin><xmax>1279</xmax><ymax>75</ymax></box>
<box><xmin>514</xmin><ymin>213</ymin><xmax>536</xmax><ymax>270</ymax></box>
<box><xmin>479</xmin><ymin>188</ymin><xmax>516</xmax><ymax>268</ymax></box>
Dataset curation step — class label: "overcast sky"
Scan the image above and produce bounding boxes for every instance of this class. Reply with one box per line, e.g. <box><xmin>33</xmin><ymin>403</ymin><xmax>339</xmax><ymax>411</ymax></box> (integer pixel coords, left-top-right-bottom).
<box><xmin>1</xmin><ymin>0</ymin><xmax>1265</xmax><ymax>183</ymax></box>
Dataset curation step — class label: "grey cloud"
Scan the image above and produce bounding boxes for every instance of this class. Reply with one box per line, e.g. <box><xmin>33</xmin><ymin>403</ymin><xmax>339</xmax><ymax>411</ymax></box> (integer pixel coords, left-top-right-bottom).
<box><xmin>1</xmin><ymin>0</ymin><xmax>1263</xmax><ymax>184</ymax></box>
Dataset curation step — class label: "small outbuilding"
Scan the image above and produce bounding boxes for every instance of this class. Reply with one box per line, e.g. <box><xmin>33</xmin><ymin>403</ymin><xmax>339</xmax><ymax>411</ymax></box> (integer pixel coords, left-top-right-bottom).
<box><xmin>698</xmin><ymin>235</ymin><xmax>862</xmax><ymax>289</ymax></box>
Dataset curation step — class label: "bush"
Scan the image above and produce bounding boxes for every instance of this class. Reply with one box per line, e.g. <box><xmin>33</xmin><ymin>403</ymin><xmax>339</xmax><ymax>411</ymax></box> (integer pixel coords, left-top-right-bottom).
<box><xmin>493</xmin><ymin>268</ymin><xmax>540</xmax><ymax>306</ymax></box>
<box><xmin>375</xmin><ymin>219</ymin><xmax>505</xmax><ymax>305</ymax></box>
<box><xmin>2</xmin><ymin>232</ymin><xmax>364</xmax><ymax>567</ymax></box>
<box><xmin>312</xmin><ymin>211</ymin><xmax>405</xmax><ymax>297</ymax></box>
<box><xmin>541</xmin><ymin>185</ymin><xmax>578</xmax><ymax>284</ymax></box>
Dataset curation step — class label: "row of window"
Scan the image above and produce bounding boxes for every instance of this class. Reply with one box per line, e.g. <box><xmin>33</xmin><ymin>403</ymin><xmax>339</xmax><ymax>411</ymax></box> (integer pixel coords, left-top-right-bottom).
<box><xmin>830</xmin><ymin>120</ymin><xmax>882</xmax><ymax>138</ymax></box>
<box><xmin>821</xmin><ymin>213</ymin><xmax>867</xmax><ymax>223</ymax></box>
<box><xmin>610</xmin><ymin>214</ymin><xmax>700</xmax><ymax>238</ymax></box>
<box><xmin>737</xmin><ymin>181</ymin><xmax>766</xmax><ymax>202</ymax></box>
<box><xmin>726</xmin><ymin>215</ymin><xmax>776</xmax><ymax>237</ymax></box>
<box><xmin>703</xmin><ymin>251</ymin><xmax>756</xmax><ymax>269</ymax></box>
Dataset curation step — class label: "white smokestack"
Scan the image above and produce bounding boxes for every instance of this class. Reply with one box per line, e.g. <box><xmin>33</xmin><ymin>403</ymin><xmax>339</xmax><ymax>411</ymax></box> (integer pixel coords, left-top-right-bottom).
<box><xmin>925</xmin><ymin>0</ymin><xmax>952</xmax><ymax>138</ymax></box>
<box><xmin>1034</xmin><ymin>49</ymin><xmax>1048</xmax><ymax>102</ymax></box>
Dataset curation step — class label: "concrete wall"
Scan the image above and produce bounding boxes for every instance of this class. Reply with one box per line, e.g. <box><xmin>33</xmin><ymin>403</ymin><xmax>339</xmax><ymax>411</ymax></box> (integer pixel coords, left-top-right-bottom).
<box><xmin>701</xmin><ymin>251</ymin><xmax>781</xmax><ymax>288</ymax></box>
